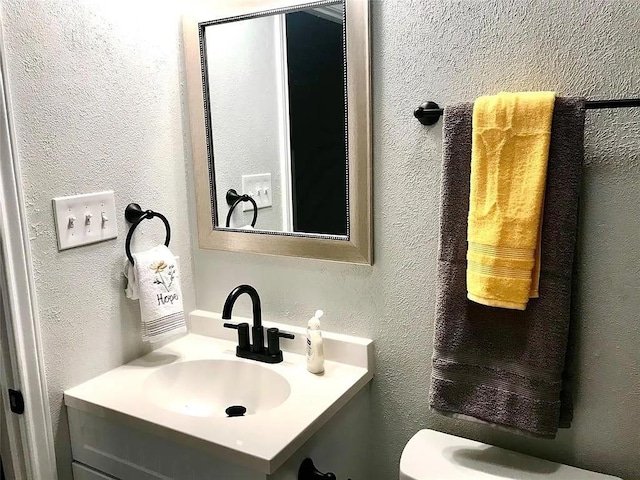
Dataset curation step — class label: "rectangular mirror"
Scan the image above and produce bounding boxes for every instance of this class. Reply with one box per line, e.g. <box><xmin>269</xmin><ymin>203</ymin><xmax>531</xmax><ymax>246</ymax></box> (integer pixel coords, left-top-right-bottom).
<box><xmin>183</xmin><ymin>0</ymin><xmax>371</xmax><ymax>264</ymax></box>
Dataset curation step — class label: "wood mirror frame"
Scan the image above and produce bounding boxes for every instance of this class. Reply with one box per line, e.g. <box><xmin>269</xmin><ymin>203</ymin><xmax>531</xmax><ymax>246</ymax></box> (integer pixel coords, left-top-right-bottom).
<box><xmin>183</xmin><ymin>0</ymin><xmax>371</xmax><ymax>264</ymax></box>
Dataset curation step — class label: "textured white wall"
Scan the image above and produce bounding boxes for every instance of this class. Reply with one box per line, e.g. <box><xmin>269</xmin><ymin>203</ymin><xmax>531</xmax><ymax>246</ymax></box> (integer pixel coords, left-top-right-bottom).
<box><xmin>207</xmin><ymin>16</ymin><xmax>285</xmax><ymax>231</ymax></box>
<box><xmin>1</xmin><ymin>1</ymin><xmax>196</xmax><ymax>478</ymax></box>
<box><xmin>193</xmin><ymin>1</ymin><xmax>640</xmax><ymax>479</ymax></box>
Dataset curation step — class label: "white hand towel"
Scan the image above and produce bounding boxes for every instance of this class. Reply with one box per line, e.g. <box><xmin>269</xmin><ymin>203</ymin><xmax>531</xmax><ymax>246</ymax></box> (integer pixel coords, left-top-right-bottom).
<box><xmin>124</xmin><ymin>244</ymin><xmax>187</xmax><ymax>343</ymax></box>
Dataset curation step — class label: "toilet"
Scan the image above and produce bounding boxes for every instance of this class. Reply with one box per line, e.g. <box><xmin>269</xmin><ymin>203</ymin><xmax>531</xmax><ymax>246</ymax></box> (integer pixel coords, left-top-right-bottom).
<box><xmin>400</xmin><ymin>430</ymin><xmax>621</xmax><ymax>479</ymax></box>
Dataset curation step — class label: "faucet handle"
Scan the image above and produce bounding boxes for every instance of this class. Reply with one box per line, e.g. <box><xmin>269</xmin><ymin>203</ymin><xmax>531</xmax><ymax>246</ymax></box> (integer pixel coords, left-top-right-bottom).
<box><xmin>224</xmin><ymin>322</ymin><xmax>250</xmax><ymax>351</ymax></box>
<box><xmin>266</xmin><ymin>328</ymin><xmax>295</xmax><ymax>357</ymax></box>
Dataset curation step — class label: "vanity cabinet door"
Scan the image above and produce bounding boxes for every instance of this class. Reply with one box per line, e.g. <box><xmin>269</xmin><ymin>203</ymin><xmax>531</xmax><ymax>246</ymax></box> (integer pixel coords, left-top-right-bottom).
<box><xmin>67</xmin><ymin>408</ymin><xmax>264</xmax><ymax>480</ymax></box>
<box><xmin>72</xmin><ymin>462</ymin><xmax>120</xmax><ymax>480</ymax></box>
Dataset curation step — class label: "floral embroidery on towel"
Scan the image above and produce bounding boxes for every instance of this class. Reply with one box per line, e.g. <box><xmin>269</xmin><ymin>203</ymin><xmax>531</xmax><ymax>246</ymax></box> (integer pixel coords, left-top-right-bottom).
<box><xmin>150</xmin><ymin>260</ymin><xmax>175</xmax><ymax>292</ymax></box>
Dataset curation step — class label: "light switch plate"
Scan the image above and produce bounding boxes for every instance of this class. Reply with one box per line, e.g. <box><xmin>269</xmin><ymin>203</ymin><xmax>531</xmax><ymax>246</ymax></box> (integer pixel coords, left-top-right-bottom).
<box><xmin>241</xmin><ymin>173</ymin><xmax>272</xmax><ymax>211</ymax></box>
<box><xmin>52</xmin><ymin>191</ymin><xmax>118</xmax><ymax>251</ymax></box>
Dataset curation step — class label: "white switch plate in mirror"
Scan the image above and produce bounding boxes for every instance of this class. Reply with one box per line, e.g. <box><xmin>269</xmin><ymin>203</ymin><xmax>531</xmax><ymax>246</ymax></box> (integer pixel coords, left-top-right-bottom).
<box><xmin>241</xmin><ymin>173</ymin><xmax>272</xmax><ymax>211</ymax></box>
<box><xmin>52</xmin><ymin>191</ymin><xmax>118</xmax><ymax>250</ymax></box>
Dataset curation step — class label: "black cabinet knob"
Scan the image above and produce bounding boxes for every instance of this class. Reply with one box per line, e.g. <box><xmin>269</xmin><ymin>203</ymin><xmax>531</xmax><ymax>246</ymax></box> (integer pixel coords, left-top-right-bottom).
<box><xmin>298</xmin><ymin>458</ymin><xmax>337</xmax><ymax>480</ymax></box>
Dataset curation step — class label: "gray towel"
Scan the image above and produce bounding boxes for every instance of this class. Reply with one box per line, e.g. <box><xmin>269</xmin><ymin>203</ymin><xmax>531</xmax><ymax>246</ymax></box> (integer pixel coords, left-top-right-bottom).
<box><xmin>429</xmin><ymin>98</ymin><xmax>585</xmax><ymax>438</ymax></box>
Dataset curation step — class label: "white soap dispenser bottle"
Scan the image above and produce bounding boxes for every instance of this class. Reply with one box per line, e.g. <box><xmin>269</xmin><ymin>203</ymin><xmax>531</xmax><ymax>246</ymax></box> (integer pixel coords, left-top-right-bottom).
<box><xmin>306</xmin><ymin>310</ymin><xmax>325</xmax><ymax>374</ymax></box>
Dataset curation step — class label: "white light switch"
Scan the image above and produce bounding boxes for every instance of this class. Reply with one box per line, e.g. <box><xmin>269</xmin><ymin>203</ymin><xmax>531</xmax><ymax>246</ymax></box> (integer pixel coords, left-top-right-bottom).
<box><xmin>52</xmin><ymin>191</ymin><xmax>118</xmax><ymax>250</ymax></box>
<box><xmin>241</xmin><ymin>173</ymin><xmax>272</xmax><ymax>211</ymax></box>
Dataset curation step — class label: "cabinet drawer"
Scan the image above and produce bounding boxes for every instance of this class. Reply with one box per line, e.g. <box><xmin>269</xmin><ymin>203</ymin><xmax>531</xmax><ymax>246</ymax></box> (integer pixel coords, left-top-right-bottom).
<box><xmin>72</xmin><ymin>462</ymin><xmax>119</xmax><ymax>480</ymax></box>
<box><xmin>68</xmin><ymin>408</ymin><xmax>262</xmax><ymax>480</ymax></box>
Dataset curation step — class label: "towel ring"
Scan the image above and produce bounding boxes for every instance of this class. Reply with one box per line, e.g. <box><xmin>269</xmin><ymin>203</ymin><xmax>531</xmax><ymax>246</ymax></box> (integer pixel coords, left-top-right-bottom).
<box><xmin>225</xmin><ymin>189</ymin><xmax>258</xmax><ymax>228</ymax></box>
<box><xmin>125</xmin><ymin>203</ymin><xmax>171</xmax><ymax>265</ymax></box>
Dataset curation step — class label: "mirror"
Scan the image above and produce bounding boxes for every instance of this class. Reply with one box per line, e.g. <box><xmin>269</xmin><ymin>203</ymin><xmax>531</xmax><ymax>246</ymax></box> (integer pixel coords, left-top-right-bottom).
<box><xmin>206</xmin><ymin>4</ymin><xmax>347</xmax><ymax>236</ymax></box>
<box><xmin>184</xmin><ymin>0</ymin><xmax>371</xmax><ymax>264</ymax></box>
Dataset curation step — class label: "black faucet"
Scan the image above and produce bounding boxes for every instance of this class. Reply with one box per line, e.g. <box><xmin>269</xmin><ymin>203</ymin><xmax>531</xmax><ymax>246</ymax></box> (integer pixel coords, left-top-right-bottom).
<box><xmin>222</xmin><ymin>285</ymin><xmax>294</xmax><ymax>364</ymax></box>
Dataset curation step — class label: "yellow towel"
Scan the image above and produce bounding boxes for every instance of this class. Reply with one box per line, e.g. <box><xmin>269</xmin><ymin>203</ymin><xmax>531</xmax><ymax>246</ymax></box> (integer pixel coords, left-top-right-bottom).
<box><xmin>467</xmin><ymin>91</ymin><xmax>555</xmax><ymax>310</ymax></box>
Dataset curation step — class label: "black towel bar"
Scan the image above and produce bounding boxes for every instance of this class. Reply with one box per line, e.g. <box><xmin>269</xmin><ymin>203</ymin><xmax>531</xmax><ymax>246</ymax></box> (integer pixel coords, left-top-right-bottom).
<box><xmin>414</xmin><ymin>97</ymin><xmax>640</xmax><ymax>125</ymax></box>
<box><xmin>124</xmin><ymin>203</ymin><xmax>171</xmax><ymax>265</ymax></box>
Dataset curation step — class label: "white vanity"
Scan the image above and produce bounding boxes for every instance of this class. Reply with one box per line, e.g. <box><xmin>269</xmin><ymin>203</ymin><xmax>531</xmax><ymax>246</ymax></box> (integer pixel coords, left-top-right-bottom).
<box><xmin>64</xmin><ymin>311</ymin><xmax>374</xmax><ymax>480</ymax></box>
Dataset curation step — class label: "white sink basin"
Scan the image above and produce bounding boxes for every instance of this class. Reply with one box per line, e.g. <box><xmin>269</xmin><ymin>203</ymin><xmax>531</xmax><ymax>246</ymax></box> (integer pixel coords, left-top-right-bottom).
<box><xmin>64</xmin><ymin>311</ymin><xmax>374</xmax><ymax>474</ymax></box>
<box><xmin>144</xmin><ymin>359</ymin><xmax>291</xmax><ymax>417</ymax></box>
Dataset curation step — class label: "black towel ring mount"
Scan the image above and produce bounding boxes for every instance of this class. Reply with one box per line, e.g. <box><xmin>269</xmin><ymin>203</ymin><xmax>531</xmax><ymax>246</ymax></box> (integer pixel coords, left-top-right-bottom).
<box><xmin>225</xmin><ymin>189</ymin><xmax>258</xmax><ymax>228</ymax></box>
<box><xmin>125</xmin><ymin>203</ymin><xmax>171</xmax><ymax>265</ymax></box>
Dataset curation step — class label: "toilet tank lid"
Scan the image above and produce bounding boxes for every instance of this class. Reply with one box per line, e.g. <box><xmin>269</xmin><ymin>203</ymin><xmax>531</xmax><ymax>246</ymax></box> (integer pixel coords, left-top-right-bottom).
<box><xmin>400</xmin><ymin>430</ymin><xmax>621</xmax><ymax>480</ymax></box>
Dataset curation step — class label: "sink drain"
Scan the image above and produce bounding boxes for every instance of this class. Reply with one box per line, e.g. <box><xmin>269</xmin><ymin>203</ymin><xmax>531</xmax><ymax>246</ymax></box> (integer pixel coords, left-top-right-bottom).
<box><xmin>225</xmin><ymin>405</ymin><xmax>247</xmax><ymax>417</ymax></box>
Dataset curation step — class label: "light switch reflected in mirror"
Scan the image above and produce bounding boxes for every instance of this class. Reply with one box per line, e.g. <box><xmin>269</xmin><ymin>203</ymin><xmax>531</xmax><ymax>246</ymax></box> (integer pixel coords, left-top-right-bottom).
<box><xmin>204</xmin><ymin>3</ymin><xmax>348</xmax><ymax>237</ymax></box>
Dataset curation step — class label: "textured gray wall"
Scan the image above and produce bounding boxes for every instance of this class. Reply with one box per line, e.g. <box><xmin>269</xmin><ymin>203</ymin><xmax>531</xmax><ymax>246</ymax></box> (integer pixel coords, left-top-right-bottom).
<box><xmin>1</xmin><ymin>1</ymin><xmax>196</xmax><ymax>478</ymax></box>
<box><xmin>193</xmin><ymin>1</ymin><xmax>640</xmax><ymax>479</ymax></box>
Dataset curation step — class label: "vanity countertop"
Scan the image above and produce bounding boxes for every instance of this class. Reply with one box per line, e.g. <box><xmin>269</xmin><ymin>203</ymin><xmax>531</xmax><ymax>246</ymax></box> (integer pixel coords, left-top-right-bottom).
<box><xmin>64</xmin><ymin>311</ymin><xmax>374</xmax><ymax>474</ymax></box>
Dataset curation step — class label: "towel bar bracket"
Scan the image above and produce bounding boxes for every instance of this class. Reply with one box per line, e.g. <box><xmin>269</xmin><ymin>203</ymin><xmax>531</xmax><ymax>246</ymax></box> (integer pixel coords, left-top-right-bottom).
<box><xmin>414</xmin><ymin>101</ymin><xmax>442</xmax><ymax>125</ymax></box>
